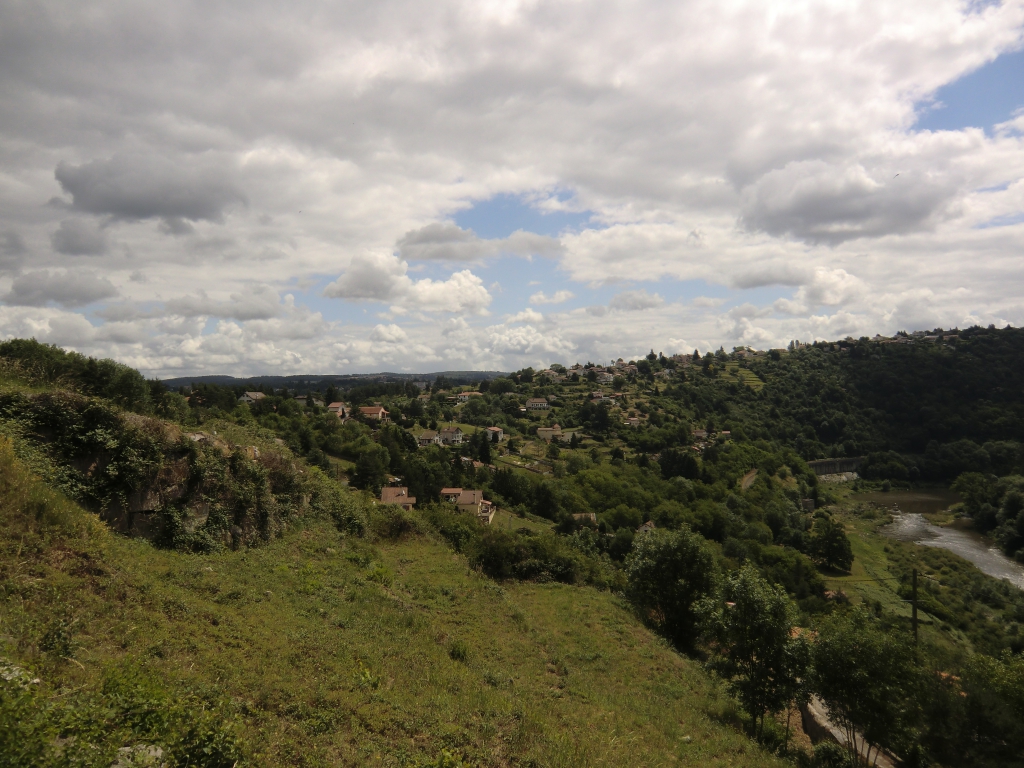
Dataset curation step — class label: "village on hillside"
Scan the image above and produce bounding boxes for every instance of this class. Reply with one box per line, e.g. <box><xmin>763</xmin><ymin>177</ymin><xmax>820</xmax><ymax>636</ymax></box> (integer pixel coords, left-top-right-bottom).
<box><xmin>208</xmin><ymin>349</ymin><xmax>768</xmax><ymax>530</ymax></box>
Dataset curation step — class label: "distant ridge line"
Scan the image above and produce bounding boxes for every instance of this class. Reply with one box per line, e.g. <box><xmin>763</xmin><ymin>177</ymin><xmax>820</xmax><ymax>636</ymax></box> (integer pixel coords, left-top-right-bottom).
<box><xmin>159</xmin><ymin>371</ymin><xmax>510</xmax><ymax>390</ymax></box>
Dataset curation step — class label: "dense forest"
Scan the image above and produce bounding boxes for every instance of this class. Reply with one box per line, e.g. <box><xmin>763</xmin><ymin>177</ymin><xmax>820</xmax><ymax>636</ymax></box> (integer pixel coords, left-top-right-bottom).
<box><xmin>2</xmin><ymin>329</ymin><xmax>1024</xmax><ymax>767</ymax></box>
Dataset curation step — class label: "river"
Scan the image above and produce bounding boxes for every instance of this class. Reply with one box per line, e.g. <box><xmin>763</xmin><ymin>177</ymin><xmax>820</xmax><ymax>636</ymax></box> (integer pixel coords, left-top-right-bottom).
<box><xmin>853</xmin><ymin>490</ymin><xmax>1024</xmax><ymax>589</ymax></box>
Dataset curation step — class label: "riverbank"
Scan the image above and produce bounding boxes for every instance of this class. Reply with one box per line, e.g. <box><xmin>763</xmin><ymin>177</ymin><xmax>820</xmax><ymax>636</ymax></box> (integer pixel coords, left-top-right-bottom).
<box><xmin>822</xmin><ymin>493</ymin><xmax>1024</xmax><ymax>656</ymax></box>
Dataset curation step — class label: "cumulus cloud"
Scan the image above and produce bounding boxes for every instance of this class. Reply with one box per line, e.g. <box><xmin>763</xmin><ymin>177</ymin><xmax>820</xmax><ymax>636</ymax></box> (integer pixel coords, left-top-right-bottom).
<box><xmin>4</xmin><ymin>270</ymin><xmax>117</xmax><ymax>308</ymax></box>
<box><xmin>529</xmin><ymin>289</ymin><xmax>574</xmax><ymax>305</ymax></box>
<box><xmin>739</xmin><ymin>161</ymin><xmax>959</xmax><ymax>244</ymax></box>
<box><xmin>507</xmin><ymin>308</ymin><xmax>545</xmax><ymax>324</ymax></box>
<box><xmin>55</xmin><ymin>153</ymin><xmax>247</xmax><ymax>223</ymax></box>
<box><xmin>0</xmin><ymin>1</ymin><xmax>1020</xmax><ymax>373</ymax></box>
<box><xmin>396</xmin><ymin>223</ymin><xmax>563</xmax><ymax>262</ymax></box>
<box><xmin>324</xmin><ymin>254</ymin><xmax>492</xmax><ymax>314</ymax></box>
<box><xmin>51</xmin><ymin>219</ymin><xmax>107</xmax><ymax>255</ymax></box>
<box><xmin>608</xmin><ymin>289</ymin><xmax>664</xmax><ymax>312</ymax></box>
<box><xmin>774</xmin><ymin>268</ymin><xmax>865</xmax><ymax>315</ymax></box>
<box><xmin>164</xmin><ymin>285</ymin><xmax>284</xmax><ymax>321</ymax></box>
<box><xmin>369</xmin><ymin>323</ymin><xmax>408</xmax><ymax>343</ymax></box>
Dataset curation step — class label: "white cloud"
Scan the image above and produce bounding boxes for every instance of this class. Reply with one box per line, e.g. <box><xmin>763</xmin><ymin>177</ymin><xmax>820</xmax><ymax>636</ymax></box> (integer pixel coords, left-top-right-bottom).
<box><xmin>529</xmin><ymin>289</ymin><xmax>574</xmax><ymax>305</ymax></box>
<box><xmin>369</xmin><ymin>323</ymin><xmax>408</xmax><ymax>343</ymax></box>
<box><xmin>324</xmin><ymin>254</ymin><xmax>492</xmax><ymax>315</ymax></box>
<box><xmin>4</xmin><ymin>269</ymin><xmax>118</xmax><ymax>308</ymax></box>
<box><xmin>507</xmin><ymin>308</ymin><xmax>545</xmax><ymax>324</ymax></box>
<box><xmin>608</xmin><ymin>289</ymin><xmax>663</xmax><ymax>312</ymax></box>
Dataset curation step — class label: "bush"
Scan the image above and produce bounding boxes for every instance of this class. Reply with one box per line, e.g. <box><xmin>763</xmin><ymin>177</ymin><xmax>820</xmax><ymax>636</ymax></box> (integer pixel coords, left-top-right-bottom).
<box><xmin>368</xmin><ymin>504</ymin><xmax>419</xmax><ymax>541</ymax></box>
<box><xmin>421</xmin><ymin>503</ymin><xmax>481</xmax><ymax>552</ymax></box>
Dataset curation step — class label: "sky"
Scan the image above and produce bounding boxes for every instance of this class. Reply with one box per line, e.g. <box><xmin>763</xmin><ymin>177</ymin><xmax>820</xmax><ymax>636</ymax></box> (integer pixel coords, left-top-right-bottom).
<box><xmin>0</xmin><ymin>1</ymin><xmax>1023</xmax><ymax>376</ymax></box>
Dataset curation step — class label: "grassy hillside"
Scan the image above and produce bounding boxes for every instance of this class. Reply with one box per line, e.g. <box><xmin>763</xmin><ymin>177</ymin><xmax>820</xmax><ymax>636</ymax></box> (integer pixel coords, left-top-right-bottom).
<box><xmin>0</xmin><ymin>437</ymin><xmax>784</xmax><ymax>767</ymax></box>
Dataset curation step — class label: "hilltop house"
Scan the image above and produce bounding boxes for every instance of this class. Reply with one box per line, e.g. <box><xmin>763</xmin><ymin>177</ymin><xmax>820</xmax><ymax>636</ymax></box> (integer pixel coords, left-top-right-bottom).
<box><xmin>296</xmin><ymin>395</ymin><xmax>326</xmax><ymax>408</ymax></box>
<box><xmin>443</xmin><ymin>488</ymin><xmax>495</xmax><ymax>523</ymax></box>
<box><xmin>457</xmin><ymin>391</ymin><xmax>484</xmax><ymax>404</ymax></box>
<box><xmin>238</xmin><ymin>391</ymin><xmax>266</xmax><ymax>405</ymax></box>
<box><xmin>440</xmin><ymin>426</ymin><xmax>464</xmax><ymax>445</ymax></box>
<box><xmin>359</xmin><ymin>405</ymin><xmax>390</xmax><ymax>422</ymax></box>
<box><xmin>380</xmin><ymin>486</ymin><xmax>416</xmax><ymax>511</ymax></box>
<box><xmin>526</xmin><ymin>397</ymin><xmax>550</xmax><ymax>410</ymax></box>
<box><xmin>418</xmin><ymin>430</ymin><xmax>441</xmax><ymax>447</ymax></box>
<box><xmin>537</xmin><ymin>424</ymin><xmax>563</xmax><ymax>442</ymax></box>
<box><xmin>485</xmin><ymin>426</ymin><xmax>504</xmax><ymax>442</ymax></box>
<box><xmin>327</xmin><ymin>401</ymin><xmax>349</xmax><ymax>418</ymax></box>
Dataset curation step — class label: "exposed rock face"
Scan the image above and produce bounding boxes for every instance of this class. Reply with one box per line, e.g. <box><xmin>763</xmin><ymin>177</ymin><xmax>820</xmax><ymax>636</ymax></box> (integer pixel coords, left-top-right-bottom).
<box><xmin>3</xmin><ymin>390</ymin><xmax>308</xmax><ymax>549</ymax></box>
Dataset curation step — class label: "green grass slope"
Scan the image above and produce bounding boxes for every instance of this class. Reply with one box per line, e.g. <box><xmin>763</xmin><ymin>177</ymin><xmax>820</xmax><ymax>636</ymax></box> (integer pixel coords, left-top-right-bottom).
<box><xmin>0</xmin><ymin>437</ymin><xmax>784</xmax><ymax>768</ymax></box>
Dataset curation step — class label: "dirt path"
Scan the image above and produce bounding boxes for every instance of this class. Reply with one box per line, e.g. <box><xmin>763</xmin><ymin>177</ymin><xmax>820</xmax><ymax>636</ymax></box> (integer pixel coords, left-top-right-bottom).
<box><xmin>740</xmin><ymin>469</ymin><xmax>758</xmax><ymax>489</ymax></box>
<box><xmin>802</xmin><ymin>697</ymin><xmax>895</xmax><ymax>768</ymax></box>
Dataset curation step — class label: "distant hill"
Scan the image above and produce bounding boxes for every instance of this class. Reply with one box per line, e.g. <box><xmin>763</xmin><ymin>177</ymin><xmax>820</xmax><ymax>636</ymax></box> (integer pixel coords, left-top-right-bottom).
<box><xmin>158</xmin><ymin>370</ymin><xmax>509</xmax><ymax>391</ymax></box>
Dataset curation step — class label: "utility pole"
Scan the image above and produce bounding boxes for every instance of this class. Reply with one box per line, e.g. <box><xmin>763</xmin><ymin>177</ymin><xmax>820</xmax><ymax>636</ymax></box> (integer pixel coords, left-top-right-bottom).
<box><xmin>912</xmin><ymin>568</ymin><xmax>918</xmax><ymax>644</ymax></box>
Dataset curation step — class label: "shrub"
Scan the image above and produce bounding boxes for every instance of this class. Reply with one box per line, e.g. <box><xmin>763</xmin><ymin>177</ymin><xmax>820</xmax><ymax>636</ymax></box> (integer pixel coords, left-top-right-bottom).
<box><xmin>368</xmin><ymin>504</ymin><xmax>419</xmax><ymax>541</ymax></box>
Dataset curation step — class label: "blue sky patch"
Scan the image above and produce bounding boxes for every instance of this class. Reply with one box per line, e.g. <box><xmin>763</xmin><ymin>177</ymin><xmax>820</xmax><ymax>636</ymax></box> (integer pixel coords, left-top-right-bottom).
<box><xmin>976</xmin><ymin>212</ymin><xmax>1024</xmax><ymax>229</ymax></box>
<box><xmin>915</xmin><ymin>48</ymin><xmax>1024</xmax><ymax>133</ymax></box>
<box><xmin>454</xmin><ymin>192</ymin><xmax>592</xmax><ymax>238</ymax></box>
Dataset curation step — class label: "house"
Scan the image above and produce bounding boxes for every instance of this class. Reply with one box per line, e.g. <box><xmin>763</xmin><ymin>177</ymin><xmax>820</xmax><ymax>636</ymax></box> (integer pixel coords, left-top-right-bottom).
<box><xmin>654</xmin><ymin>369</ymin><xmax>671</xmax><ymax>380</ymax></box>
<box><xmin>692</xmin><ymin>429</ymin><xmax>707</xmax><ymax>440</ymax></box>
<box><xmin>440</xmin><ymin>487</ymin><xmax>463</xmax><ymax>503</ymax></box>
<box><xmin>327</xmin><ymin>401</ymin><xmax>348</xmax><ymax>418</ymax></box>
<box><xmin>238</xmin><ymin>391</ymin><xmax>266</xmax><ymax>405</ymax></box>
<box><xmin>296</xmin><ymin>395</ymin><xmax>326</xmax><ymax>408</ymax></box>
<box><xmin>537</xmin><ymin>423</ymin><xmax>563</xmax><ymax>442</ymax></box>
<box><xmin>625</xmin><ymin>416</ymin><xmax>641</xmax><ymax>427</ymax></box>
<box><xmin>453</xmin><ymin>488</ymin><xmax>495</xmax><ymax>523</ymax></box>
<box><xmin>526</xmin><ymin>397</ymin><xmax>550</xmax><ymax>410</ymax></box>
<box><xmin>573</xmin><ymin>512</ymin><xmax>597</xmax><ymax>525</ymax></box>
<box><xmin>485</xmin><ymin>426</ymin><xmax>504</xmax><ymax>442</ymax></box>
<box><xmin>590</xmin><ymin>391</ymin><xmax>605</xmax><ymax>400</ymax></box>
<box><xmin>358</xmin><ymin>405</ymin><xmax>390</xmax><ymax>421</ymax></box>
<box><xmin>442</xmin><ymin>486</ymin><xmax>496</xmax><ymax>524</ymax></box>
<box><xmin>637</xmin><ymin>520</ymin><xmax>656</xmax><ymax>534</ymax></box>
<box><xmin>380</xmin><ymin>486</ymin><xmax>416</xmax><ymax>511</ymax></box>
<box><xmin>457</xmin><ymin>391</ymin><xmax>484</xmax><ymax>404</ymax></box>
<box><xmin>440</xmin><ymin>426</ymin><xmax>464</xmax><ymax>445</ymax></box>
<box><xmin>596</xmin><ymin>372</ymin><xmax>615</xmax><ymax>384</ymax></box>
<box><xmin>418</xmin><ymin>430</ymin><xmax>441</xmax><ymax>447</ymax></box>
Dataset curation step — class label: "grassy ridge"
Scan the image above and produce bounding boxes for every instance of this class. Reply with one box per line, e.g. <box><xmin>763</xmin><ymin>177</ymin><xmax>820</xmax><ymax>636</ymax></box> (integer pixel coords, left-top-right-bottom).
<box><xmin>0</xmin><ymin>438</ymin><xmax>785</xmax><ymax>767</ymax></box>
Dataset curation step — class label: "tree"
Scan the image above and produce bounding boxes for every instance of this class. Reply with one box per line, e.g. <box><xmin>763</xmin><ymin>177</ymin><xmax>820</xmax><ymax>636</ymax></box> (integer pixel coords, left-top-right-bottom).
<box><xmin>659</xmin><ymin>447</ymin><xmax>700</xmax><ymax>480</ymax></box>
<box><xmin>352</xmin><ymin>448</ymin><xmax>389</xmax><ymax>494</ymax></box>
<box><xmin>708</xmin><ymin>565</ymin><xmax>808</xmax><ymax>742</ymax></box>
<box><xmin>624</xmin><ymin>527</ymin><xmax>720</xmax><ymax>649</ymax></box>
<box><xmin>808</xmin><ymin>515</ymin><xmax>854</xmax><ymax>572</ymax></box>
<box><xmin>811</xmin><ymin>610</ymin><xmax>920</xmax><ymax>766</ymax></box>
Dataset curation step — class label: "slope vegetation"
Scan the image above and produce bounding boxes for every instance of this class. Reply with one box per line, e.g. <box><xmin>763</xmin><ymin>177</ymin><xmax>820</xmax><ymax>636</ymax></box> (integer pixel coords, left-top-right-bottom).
<box><xmin>0</xmin><ymin>437</ymin><xmax>782</xmax><ymax>767</ymax></box>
